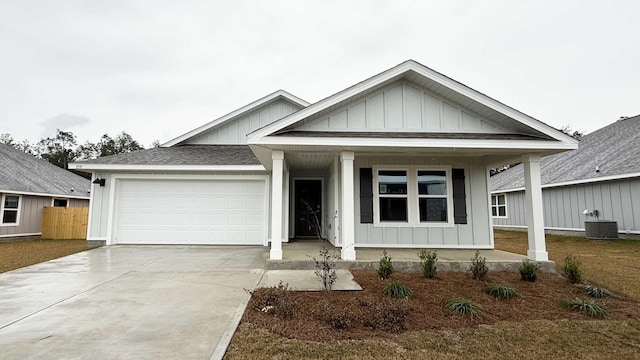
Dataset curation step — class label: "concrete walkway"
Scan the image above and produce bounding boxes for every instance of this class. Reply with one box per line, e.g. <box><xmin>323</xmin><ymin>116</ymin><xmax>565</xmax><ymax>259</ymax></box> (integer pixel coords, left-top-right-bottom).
<box><xmin>269</xmin><ymin>241</ymin><xmax>556</xmax><ymax>272</ymax></box>
<box><xmin>0</xmin><ymin>246</ymin><xmax>267</xmax><ymax>360</ymax></box>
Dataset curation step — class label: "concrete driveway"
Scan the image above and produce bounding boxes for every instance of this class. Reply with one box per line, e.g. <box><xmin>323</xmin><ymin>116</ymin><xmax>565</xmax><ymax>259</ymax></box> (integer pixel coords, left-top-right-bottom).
<box><xmin>0</xmin><ymin>246</ymin><xmax>267</xmax><ymax>360</ymax></box>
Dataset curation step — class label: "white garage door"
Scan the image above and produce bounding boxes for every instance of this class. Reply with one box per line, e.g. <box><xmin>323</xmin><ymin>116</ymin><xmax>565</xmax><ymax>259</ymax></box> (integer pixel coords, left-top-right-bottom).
<box><xmin>113</xmin><ymin>178</ymin><xmax>266</xmax><ymax>245</ymax></box>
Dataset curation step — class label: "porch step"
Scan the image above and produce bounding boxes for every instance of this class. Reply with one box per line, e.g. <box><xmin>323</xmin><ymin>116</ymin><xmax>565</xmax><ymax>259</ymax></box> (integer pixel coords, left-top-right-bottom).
<box><xmin>267</xmin><ymin>259</ymin><xmax>556</xmax><ymax>273</ymax></box>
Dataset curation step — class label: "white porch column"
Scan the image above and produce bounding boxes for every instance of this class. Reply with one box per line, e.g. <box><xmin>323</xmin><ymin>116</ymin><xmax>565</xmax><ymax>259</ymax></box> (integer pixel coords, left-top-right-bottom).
<box><xmin>340</xmin><ymin>151</ymin><xmax>356</xmax><ymax>260</ymax></box>
<box><xmin>270</xmin><ymin>151</ymin><xmax>284</xmax><ymax>260</ymax></box>
<box><xmin>283</xmin><ymin>164</ymin><xmax>290</xmax><ymax>243</ymax></box>
<box><xmin>523</xmin><ymin>154</ymin><xmax>548</xmax><ymax>261</ymax></box>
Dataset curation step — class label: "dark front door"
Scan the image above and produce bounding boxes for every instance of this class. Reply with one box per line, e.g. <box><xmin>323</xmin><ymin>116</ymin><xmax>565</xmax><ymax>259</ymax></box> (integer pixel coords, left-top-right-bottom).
<box><xmin>295</xmin><ymin>179</ymin><xmax>322</xmax><ymax>237</ymax></box>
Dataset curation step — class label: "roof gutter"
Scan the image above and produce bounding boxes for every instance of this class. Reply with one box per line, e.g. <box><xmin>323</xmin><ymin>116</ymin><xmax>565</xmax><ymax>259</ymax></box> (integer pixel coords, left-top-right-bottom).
<box><xmin>68</xmin><ymin>163</ymin><xmax>266</xmax><ymax>172</ymax></box>
<box><xmin>0</xmin><ymin>189</ymin><xmax>90</xmax><ymax>199</ymax></box>
<box><xmin>491</xmin><ymin>171</ymin><xmax>640</xmax><ymax>194</ymax></box>
<box><xmin>248</xmin><ymin>136</ymin><xmax>579</xmax><ymax>151</ymax></box>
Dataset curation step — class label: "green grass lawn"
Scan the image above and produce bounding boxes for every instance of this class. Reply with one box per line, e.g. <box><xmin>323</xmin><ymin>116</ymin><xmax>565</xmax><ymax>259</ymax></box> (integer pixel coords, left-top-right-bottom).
<box><xmin>225</xmin><ymin>230</ymin><xmax>640</xmax><ymax>359</ymax></box>
<box><xmin>0</xmin><ymin>239</ymin><xmax>89</xmax><ymax>273</ymax></box>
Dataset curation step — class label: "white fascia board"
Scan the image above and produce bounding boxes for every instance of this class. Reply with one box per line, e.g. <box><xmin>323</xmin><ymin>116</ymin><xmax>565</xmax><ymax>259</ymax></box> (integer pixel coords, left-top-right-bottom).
<box><xmin>248</xmin><ymin>136</ymin><xmax>578</xmax><ymax>151</ymax></box>
<box><xmin>162</xmin><ymin>90</ymin><xmax>309</xmax><ymax>147</ymax></box>
<box><xmin>0</xmin><ymin>232</ymin><xmax>42</xmax><ymax>238</ymax></box>
<box><xmin>248</xmin><ymin>60</ymin><xmax>578</xmax><ymax>147</ymax></box>
<box><xmin>0</xmin><ymin>189</ymin><xmax>90</xmax><ymax>199</ymax></box>
<box><xmin>68</xmin><ymin>163</ymin><xmax>266</xmax><ymax>172</ymax></box>
<box><xmin>491</xmin><ymin>172</ymin><xmax>640</xmax><ymax>194</ymax></box>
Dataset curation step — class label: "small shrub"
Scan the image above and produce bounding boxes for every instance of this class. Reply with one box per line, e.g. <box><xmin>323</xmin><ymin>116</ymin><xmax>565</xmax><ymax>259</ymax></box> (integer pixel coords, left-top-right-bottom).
<box><xmin>485</xmin><ymin>283</ymin><xmax>521</xmax><ymax>300</ymax></box>
<box><xmin>313</xmin><ymin>301</ymin><xmax>356</xmax><ymax>330</ymax></box>
<box><xmin>363</xmin><ymin>299</ymin><xmax>410</xmax><ymax>332</ymax></box>
<box><xmin>519</xmin><ymin>259</ymin><xmax>539</xmax><ymax>282</ymax></box>
<box><xmin>469</xmin><ymin>250</ymin><xmax>488</xmax><ymax>281</ymax></box>
<box><xmin>562</xmin><ymin>254</ymin><xmax>582</xmax><ymax>284</ymax></box>
<box><xmin>383</xmin><ymin>280</ymin><xmax>413</xmax><ymax>298</ymax></box>
<box><xmin>560</xmin><ymin>298</ymin><xmax>608</xmax><ymax>318</ymax></box>
<box><xmin>444</xmin><ymin>297</ymin><xmax>482</xmax><ymax>319</ymax></box>
<box><xmin>418</xmin><ymin>250</ymin><xmax>438</xmax><ymax>278</ymax></box>
<box><xmin>308</xmin><ymin>246</ymin><xmax>340</xmax><ymax>290</ymax></box>
<box><xmin>583</xmin><ymin>285</ymin><xmax>612</xmax><ymax>298</ymax></box>
<box><xmin>377</xmin><ymin>250</ymin><xmax>394</xmax><ymax>279</ymax></box>
<box><xmin>248</xmin><ymin>282</ymin><xmax>297</xmax><ymax>319</ymax></box>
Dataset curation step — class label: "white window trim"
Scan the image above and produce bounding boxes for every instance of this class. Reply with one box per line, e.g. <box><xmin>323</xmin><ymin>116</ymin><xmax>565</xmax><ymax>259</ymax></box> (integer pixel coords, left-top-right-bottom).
<box><xmin>372</xmin><ymin>165</ymin><xmax>454</xmax><ymax>228</ymax></box>
<box><xmin>491</xmin><ymin>193</ymin><xmax>508</xmax><ymax>218</ymax></box>
<box><xmin>1</xmin><ymin>194</ymin><xmax>21</xmax><ymax>227</ymax></box>
<box><xmin>51</xmin><ymin>198</ymin><xmax>70</xmax><ymax>208</ymax></box>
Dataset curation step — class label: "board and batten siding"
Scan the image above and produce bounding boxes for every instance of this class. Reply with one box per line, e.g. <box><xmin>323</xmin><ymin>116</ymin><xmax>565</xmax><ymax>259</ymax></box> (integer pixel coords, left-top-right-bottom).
<box><xmin>354</xmin><ymin>156</ymin><xmax>492</xmax><ymax>248</ymax></box>
<box><xmin>294</xmin><ymin>81</ymin><xmax>508</xmax><ymax>133</ymax></box>
<box><xmin>0</xmin><ymin>195</ymin><xmax>88</xmax><ymax>237</ymax></box>
<box><xmin>88</xmin><ymin>173</ymin><xmax>113</xmax><ymax>240</ymax></box>
<box><xmin>186</xmin><ymin>99</ymin><xmax>303</xmax><ymax>145</ymax></box>
<box><xmin>492</xmin><ymin>178</ymin><xmax>640</xmax><ymax>233</ymax></box>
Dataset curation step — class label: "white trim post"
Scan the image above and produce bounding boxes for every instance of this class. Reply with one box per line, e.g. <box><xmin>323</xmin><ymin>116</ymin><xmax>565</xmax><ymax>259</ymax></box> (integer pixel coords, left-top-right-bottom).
<box><xmin>270</xmin><ymin>151</ymin><xmax>284</xmax><ymax>260</ymax></box>
<box><xmin>283</xmin><ymin>164</ymin><xmax>290</xmax><ymax>243</ymax></box>
<box><xmin>523</xmin><ymin>155</ymin><xmax>548</xmax><ymax>261</ymax></box>
<box><xmin>340</xmin><ymin>151</ymin><xmax>356</xmax><ymax>260</ymax></box>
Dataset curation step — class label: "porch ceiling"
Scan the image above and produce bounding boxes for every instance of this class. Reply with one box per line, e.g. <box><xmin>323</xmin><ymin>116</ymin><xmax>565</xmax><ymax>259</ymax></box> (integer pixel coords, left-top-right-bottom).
<box><xmin>285</xmin><ymin>151</ymin><xmax>336</xmax><ymax>169</ymax></box>
<box><xmin>253</xmin><ymin>145</ymin><xmax>539</xmax><ymax>170</ymax></box>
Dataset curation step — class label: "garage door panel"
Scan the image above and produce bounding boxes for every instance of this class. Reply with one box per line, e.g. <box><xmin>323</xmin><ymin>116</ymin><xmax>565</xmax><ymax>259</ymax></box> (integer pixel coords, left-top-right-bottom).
<box><xmin>114</xmin><ymin>179</ymin><xmax>265</xmax><ymax>245</ymax></box>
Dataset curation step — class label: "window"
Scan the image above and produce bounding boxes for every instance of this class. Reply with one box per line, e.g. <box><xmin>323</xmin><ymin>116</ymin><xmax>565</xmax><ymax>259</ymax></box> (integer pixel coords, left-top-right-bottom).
<box><xmin>1</xmin><ymin>195</ymin><xmax>20</xmax><ymax>225</ymax></box>
<box><xmin>491</xmin><ymin>194</ymin><xmax>507</xmax><ymax>218</ymax></box>
<box><xmin>52</xmin><ymin>198</ymin><xmax>69</xmax><ymax>207</ymax></box>
<box><xmin>418</xmin><ymin>171</ymin><xmax>448</xmax><ymax>222</ymax></box>
<box><xmin>378</xmin><ymin>170</ymin><xmax>408</xmax><ymax>222</ymax></box>
<box><xmin>373</xmin><ymin>166</ymin><xmax>453</xmax><ymax>227</ymax></box>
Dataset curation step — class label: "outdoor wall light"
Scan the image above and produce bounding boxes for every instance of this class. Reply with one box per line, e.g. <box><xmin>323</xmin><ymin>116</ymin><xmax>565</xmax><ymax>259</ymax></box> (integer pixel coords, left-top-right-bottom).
<box><xmin>582</xmin><ymin>209</ymin><xmax>599</xmax><ymax>220</ymax></box>
<box><xmin>93</xmin><ymin>174</ymin><xmax>106</xmax><ymax>187</ymax></box>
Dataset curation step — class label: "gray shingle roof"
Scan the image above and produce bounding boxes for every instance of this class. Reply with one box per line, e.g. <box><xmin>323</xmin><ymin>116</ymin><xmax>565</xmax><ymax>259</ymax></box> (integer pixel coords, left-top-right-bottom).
<box><xmin>0</xmin><ymin>143</ymin><xmax>90</xmax><ymax>197</ymax></box>
<box><xmin>491</xmin><ymin>115</ymin><xmax>640</xmax><ymax>191</ymax></box>
<box><xmin>74</xmin><ymin>145</ymin><xmax>261</xmax><ymax>166</ymax></box>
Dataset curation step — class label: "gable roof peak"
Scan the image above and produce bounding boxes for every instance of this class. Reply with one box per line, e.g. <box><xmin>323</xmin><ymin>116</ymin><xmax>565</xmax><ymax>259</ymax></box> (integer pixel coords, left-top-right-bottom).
<box><xmin>162</xmin><ymin>89</ymin><xmax>309</xmax><ymax>147</ymax></box>
<box><xmin>248</xmin><ymin>60</ymin><xmax>578</xmax><ymax>146</ymax></box>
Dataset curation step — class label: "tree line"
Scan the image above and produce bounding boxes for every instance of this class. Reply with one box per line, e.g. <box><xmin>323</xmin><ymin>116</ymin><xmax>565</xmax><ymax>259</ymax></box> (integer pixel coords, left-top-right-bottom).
<box><xmin>1</xmin><ymin>129</ymin><xmax>156</xmax><ymax>174</ymax></box>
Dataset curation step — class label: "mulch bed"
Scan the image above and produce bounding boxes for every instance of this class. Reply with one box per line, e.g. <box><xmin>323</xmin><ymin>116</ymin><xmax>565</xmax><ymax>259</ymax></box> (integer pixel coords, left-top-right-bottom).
<box><xmin>241</xmin><ymin>270</ymin><xmax>640</xmax><ymax>342</ymax></box>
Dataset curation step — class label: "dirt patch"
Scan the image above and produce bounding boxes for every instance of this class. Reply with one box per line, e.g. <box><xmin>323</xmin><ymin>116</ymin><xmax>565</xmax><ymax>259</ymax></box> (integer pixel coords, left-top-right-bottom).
<box><xmin>241</xmin><ymin>270</ymin><xmax>640</xmax><ymax>342</ymax></box>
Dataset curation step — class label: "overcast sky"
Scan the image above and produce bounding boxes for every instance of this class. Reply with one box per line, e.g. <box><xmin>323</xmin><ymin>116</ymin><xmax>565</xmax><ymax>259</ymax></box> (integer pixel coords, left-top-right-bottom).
<box><xmin>1</xmin><ymin>1</ymin><xmax>638</xmax><ymax>147</ymax></box>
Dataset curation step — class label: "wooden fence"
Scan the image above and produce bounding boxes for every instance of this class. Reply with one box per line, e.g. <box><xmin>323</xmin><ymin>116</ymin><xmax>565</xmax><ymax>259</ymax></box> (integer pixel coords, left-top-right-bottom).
<box><xmin>42</xmin><ymin>207</ymin><xmax>89</xmax><ymax>239</ymax></box>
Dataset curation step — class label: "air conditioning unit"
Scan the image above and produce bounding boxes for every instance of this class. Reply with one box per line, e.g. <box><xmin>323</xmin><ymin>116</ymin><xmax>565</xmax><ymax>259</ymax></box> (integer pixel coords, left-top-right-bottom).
<box><xmin>584</xmin><ymin>221</ymin><xmax>619</xmax><ymax>240</ymax></box>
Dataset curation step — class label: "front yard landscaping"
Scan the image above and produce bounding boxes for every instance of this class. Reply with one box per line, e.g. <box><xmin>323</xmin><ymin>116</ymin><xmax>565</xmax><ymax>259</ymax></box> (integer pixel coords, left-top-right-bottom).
<box><xmin>225</xmin><ymin>230</ymin><xmax>640</xmax><ymax>359</ymax></box>
<box><xmin>0</xmin><ymin>239</ymin><xmax>90</xmax><ymax>273</ymax></box>
<box><xmin>495</xmin><ymin>230</ymin><xmax>640</xmax><ymax>300</ymax></box>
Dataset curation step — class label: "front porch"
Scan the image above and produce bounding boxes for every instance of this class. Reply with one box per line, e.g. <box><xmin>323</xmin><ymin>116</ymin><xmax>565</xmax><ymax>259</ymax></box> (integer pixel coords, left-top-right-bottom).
<box><xmin>266</xmin><ymin>148</ymin><xmax>552</xmax><ymax>264</ymax></box>
<box><xmin>267</xmin><ymin>240</ymin><xmax>556</xmax><ymax>273</ymax></box>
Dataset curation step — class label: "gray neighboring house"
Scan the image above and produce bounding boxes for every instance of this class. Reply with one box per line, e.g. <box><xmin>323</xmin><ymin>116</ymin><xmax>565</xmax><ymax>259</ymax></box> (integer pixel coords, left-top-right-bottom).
<box><xmin>0</xmin><ymin>143</ymin><xmax>90</xmax><ymax>238</ymax></box>
<box><xmin>491</xmin><ymin>115</ymin><xmax>640</xmax><ymax>238</ymax></box>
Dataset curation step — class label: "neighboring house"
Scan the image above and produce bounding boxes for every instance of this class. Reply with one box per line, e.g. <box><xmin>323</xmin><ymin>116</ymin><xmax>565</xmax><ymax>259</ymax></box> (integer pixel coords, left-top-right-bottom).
<box><xmin>69</xmin><ymin>60</ymin><xmax>578</xmax><ymax>261</ymax></box>
<box><xmin>0</xmin><ymin>143</ymin><xmax>90</xmax><ymax>238</ymax></box>
<box><xmin>491</xmin><ymin>115</ymin><xmax>640</xmax><ymax>238</ymax></box>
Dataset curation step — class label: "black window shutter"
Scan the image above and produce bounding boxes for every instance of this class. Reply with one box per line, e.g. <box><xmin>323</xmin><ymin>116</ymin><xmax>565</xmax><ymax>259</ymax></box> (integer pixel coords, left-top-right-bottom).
<box><xmin>360</xmin><ymin>168</ymin><xmax>373</xmax><ymax>224</ymax></box>
<box><xmin>452</xmin><ymin>168</ymin><xmax>467</xmax><ymax>224</ymax></box>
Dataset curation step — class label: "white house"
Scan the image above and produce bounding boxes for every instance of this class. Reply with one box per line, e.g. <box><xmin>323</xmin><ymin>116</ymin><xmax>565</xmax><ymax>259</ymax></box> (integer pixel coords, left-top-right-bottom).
<box><xmin>69</xmin><ymin>60</ymin><xmax>578</xmax><ymax>261</ymax></box>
